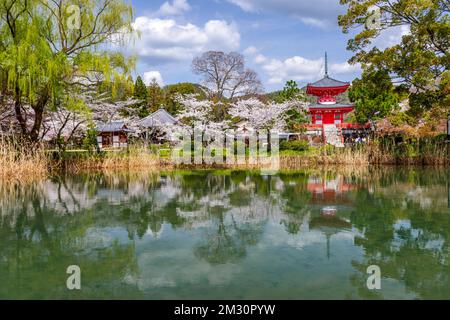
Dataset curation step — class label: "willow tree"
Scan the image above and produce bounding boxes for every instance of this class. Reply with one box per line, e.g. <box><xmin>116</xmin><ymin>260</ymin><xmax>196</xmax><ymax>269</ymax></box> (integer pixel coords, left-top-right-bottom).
<box><xmin>0</xmin><ymin>0</ymin><xmax>134</xmax><ymax>142</ymax></box>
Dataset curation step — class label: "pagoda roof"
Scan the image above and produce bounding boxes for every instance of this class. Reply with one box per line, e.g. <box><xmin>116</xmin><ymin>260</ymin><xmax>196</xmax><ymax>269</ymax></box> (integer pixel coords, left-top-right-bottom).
<box><xmin>308</xmin><ymin>76</ymin><xmax>350</xmax><ymax>89</ymax></box>
<box><xmin>309</xmin><ymin>104</ymin><xmax>354</xmax><ymax>110</ymax></box>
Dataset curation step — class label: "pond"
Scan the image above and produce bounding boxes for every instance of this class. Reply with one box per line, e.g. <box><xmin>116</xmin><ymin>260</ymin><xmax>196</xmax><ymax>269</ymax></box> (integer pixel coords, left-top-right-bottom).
<box><xmin>0</xmin><ymin>168</ymin><xmax>449</xmax><ymax>299</ymax></box>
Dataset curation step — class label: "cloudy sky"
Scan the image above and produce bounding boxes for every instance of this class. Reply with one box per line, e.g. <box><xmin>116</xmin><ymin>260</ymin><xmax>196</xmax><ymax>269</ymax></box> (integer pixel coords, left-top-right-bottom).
<box><xmin>125</xmin><ymin>0</ymin><xmax>404</xmax><ymax>92</ymax></box>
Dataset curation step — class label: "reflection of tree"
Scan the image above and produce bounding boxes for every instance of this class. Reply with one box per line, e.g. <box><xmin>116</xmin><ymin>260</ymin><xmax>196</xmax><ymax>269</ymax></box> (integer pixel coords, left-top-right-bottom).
<box><xmin>3</xmin><ymin>167</ymin><xmax>448</xmax><ymax>299</ymax></box>
<box><xmin>194</xmin><ymin>212</ymin><xmax>263</xmax><ymax>265</ymax></box>
<box><xmin>0</xmin><ymin>190</ymin><xmax>141</xmax><ymax>299</ymax></box>
<box><xmin>278</xmin><ymin>173</ymin><xmax>311</xmax><ymax>234</ymax></box>
<box><xmin>349</xmin><ymin>184</ymin><xmax>450</xmax><ymax>299</ymax></box>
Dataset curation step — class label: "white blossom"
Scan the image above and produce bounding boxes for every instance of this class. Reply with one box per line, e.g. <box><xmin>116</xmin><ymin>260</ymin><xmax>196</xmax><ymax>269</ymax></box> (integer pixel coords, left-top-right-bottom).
<box><xmin>229</xmin><ymin>98</ymin><xmax>306</xmax><ymax>131</ymax></box>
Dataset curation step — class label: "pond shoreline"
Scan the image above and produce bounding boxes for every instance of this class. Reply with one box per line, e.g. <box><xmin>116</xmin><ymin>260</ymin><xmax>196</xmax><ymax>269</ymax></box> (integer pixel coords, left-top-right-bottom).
<box><xmin>1</xmin><ymin>143</ymin><xmax>449</xmax><ymax>183</ymax></box>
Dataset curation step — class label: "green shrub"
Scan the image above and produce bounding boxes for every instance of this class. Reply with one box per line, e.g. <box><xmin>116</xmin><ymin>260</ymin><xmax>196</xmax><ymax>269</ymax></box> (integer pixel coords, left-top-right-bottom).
<box><xmin>82</xmin><ymin>124</ymin><xmax>99</xmax><ymax>152</ymax></box>
<box><xmin>280</xmin><ymin>140</ymin><xmax>309</xmax><ymax>152</ymax></box>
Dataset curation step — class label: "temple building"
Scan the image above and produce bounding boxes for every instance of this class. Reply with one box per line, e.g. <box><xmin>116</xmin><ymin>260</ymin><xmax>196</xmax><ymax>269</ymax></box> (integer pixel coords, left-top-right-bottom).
<box><xmin>307</xmin><ymin>53</ymin><xmax>354</xmax><ymax>126</ymax></box>
<box><xmin>305</xmin><ymin>53</ymin><xmax>370</xmax><ymax>146</ymax></box>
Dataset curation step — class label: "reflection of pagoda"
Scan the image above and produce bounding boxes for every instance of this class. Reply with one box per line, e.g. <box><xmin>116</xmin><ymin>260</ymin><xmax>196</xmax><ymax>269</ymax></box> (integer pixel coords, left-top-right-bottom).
<box><xmin>307</xmin><ymin>174</ymin><xmax>355</xmax><ymax>259</ymax></box>
<box><xmin>307</xmin><ymin>175</ymin><xmax>357</xmax><ymax>205</ymax></box>
<box><xmin>310</xmin><ymin>214</ymin><xmax>352</xmax><ymax>259</ymax></box>
<box><xmin>306</xmin><ymin>53</ymin><xmax>354</xmax><ymax>126</ymax></box>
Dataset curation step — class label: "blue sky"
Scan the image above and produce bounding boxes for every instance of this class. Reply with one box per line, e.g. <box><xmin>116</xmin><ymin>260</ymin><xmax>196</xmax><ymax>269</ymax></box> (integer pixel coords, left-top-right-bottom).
<box><xmin>126</xmin><ymin>0</ymin><xmax>406</xmax><ymax>92</ymax></box>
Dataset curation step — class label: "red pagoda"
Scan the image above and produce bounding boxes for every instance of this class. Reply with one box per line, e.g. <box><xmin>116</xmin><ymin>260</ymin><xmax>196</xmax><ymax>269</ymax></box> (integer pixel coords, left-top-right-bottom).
<box><xmin>306</xmin><ymin>53</ymin><xmax>354</xmax><ymax>126</ymax></box>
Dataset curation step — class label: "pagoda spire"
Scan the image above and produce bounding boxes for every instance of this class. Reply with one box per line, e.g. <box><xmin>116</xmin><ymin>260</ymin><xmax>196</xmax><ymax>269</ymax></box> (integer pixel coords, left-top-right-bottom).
<box><xmin>325</xmin><ymin>52</ymin><xmax>328</xmax><ymax>77</ymax></box>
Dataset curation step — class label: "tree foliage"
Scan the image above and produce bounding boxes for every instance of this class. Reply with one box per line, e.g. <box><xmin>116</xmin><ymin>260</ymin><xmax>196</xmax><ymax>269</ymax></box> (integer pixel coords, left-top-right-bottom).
<box><xmin>348</xmin><ymin>70</ymin><xmax>401</xmax><ymax>124</ymax></box>
<box><xmin>339</xmin><ymin>0</ymin><xmax>449</xmax><ymax>117</ymax></box>
<box><xmin>276</xmin><ymin>80</ymin><xmax>308</xmax><ymax>132</ymax></box>
<box><xmin>133</xmin><ymin>76</ymin><xmax>148</xmax><ymax>101</ymax></box>
<box><xmin>0</xmin><ymin>0</ymin><xmax>135</xmax><ymax>142</ymax></box>
<box><xmin>132</xmin><ymin>75</ymin><xmax>150</xmax><ymax>117</ymax></box>
<box><xmin>147</xmin><ymin>78</ymin><xmax>164</xmax><ymax>114</ymax></box>
<box><xmin>164</xmin><ymin>82</ymin><xmax>206</xmax><ymax>115</ymax></box>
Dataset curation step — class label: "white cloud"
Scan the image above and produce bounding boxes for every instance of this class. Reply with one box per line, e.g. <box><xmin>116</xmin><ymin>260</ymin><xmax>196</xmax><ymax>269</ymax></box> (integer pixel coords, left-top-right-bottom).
<box><xmin>330</xmin><ymin>62</ymin><xmax>361</xmax><ymax>74</ymax></box>
<box><xmin>262</xmin><ymin>56</ymin><xmax>324</xmax><ymax>85</ymax></box>
<box><xmin>243</xmin><ymin>46</ymin><xmax>258</xmax><ymax>56</ymax></box>
<box><xmin>254</xmin><ymin>54</ymin><xmax>267</xmax><ymax>64</ymax></box>
<box><xmin>371</xmin><ymin>25</ymin><xmax>411</xmax><ymax>50</ymax></box>
<box><xmin>131</xmin><ymin>17</ymin><xmax>240</xmax><ymax>63</ymax></box>
<box><xmin>227</xmin><ymin>0</ymin><xmax>344</xmax><ymax>28</ymax></box>
<box><xmin>144</xmin><ymin>71</ymin><xmax>165</xmax><ymax>87</ymax></box>
<box><xmin>227</xmin><ymin>0</ymin><xmax>256</xmax><ymax>12</ymax></box>
<box><xmin>299</xmin><ymin>17</ymin><xmax>328</xmax><ymax>29</ymax></box>
<box><xmin>157</xmin><ymin>0</ymin><xmax>191</xmax><ymax>16</ymax></box>
<box><xmin>245</xmin><ymin>47</ymin><xmax>360</xmax><ymax>85</ymax></box>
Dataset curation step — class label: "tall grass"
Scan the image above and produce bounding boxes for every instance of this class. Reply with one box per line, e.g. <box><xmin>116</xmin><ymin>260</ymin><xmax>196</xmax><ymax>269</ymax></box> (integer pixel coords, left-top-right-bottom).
<box><xmin>280</xmin><ymin>141</ymin><xmax>448</xmax><ymax>168</ymax></box>
<box><xmin>0</xmin><ymin>140</ymin><xmax>49</xmax><ymax>182</ymax></box>
<box><xmin>63</xmin><ymin>146</ymin><xmax>165</xmax><ymax>171</ymax></box>
<box><xmin>0</xmin><ymin>139</ymin><xmax>447</xmax><ymax>182</ymax></box>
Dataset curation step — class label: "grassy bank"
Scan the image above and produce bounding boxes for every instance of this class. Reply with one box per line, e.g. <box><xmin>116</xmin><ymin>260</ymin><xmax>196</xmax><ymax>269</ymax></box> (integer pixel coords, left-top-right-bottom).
<box><xmin>60</xmin><ymin>147</ymin><xmax>164</xmax><ymax>171</ymax></box>
<box><xmin>60</xmin><ymin>142</ymin><xmax>448</xmax><ymax>170</ymax></box>
<box><xmin>0</xmin><ymin>141</ymin><xmax>448</xmax><ymax>182</ymax></box>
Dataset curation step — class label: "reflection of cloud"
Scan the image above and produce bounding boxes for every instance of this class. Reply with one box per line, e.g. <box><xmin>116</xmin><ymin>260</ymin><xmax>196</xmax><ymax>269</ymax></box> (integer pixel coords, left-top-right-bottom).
<box><xmin>262</xmin><ymin>216</ymin><xmax>356</xmax><ymax>251</ymax></box>
<box><xmin>136</xmin><ymin>249</ymin><xmax>242</xmax><ymax>290</ymax></box>
<box><xmin>145</xmin><ymin>224</ymin><xmax>166</xmax><ymax>239</ymax></box>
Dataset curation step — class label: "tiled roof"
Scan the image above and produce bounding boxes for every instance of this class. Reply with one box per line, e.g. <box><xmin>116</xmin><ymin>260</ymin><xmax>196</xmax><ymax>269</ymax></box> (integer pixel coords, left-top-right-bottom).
<box><xmin>97</xmin><ymin>121</ymin><xmax>128</xmax><ymax>132</ymax></box>
<box><xmin>308</xmin><ymin>76</ymin><xmax>349</xmax><ymax>88</ymax></box>
<box><xmin>140</xmin><ymin>109</ymin><xmax>177</xmax><ymax>128</ymax></box>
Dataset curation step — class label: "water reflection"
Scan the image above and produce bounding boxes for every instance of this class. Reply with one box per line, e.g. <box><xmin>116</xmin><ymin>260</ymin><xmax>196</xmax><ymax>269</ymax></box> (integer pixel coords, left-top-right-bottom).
<box><xmin>0</xmin><ymin>168</ymin><xmax>449</xmax><ymax>299</ymax></box>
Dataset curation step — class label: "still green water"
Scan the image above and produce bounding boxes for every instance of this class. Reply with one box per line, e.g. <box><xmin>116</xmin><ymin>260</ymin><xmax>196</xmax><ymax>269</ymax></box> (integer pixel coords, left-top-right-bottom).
<box><xmin>0</xmin><ymin>168</ymin><xmax>449</xmax><ymax>300</ymax></box>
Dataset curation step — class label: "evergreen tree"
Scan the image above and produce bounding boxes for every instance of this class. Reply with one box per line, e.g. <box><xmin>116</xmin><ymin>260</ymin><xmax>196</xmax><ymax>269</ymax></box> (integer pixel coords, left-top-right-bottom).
<box><xmin>164</xmin><ymin>82</ymin><xmax>206</xmax><ymax>115</ymax></box>
<box><xmin>277</xmin><ymin>80</ymin><xmax>308</xmax><ymax>132</ymax></box>
<box><xmin>147</xmin><ymin>79</ymin><xmax>164</xmax><ymax>113</ymax></box>
<box><xmin>134</xmin><ymin>76</ymin><xmax>148</xmax><ymax>101</ymax></box>
<box><xmin>348</xmin><ymin>70</ymin><xmax>400</xmax><ymax>124</ymax></box>
<box><xmin>133</xmin><ymin>76</ymin><xmax>150</xmax><ymax>117</ymax></box>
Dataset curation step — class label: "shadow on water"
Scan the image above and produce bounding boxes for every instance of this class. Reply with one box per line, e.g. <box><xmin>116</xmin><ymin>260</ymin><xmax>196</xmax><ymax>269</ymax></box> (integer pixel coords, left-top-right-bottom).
<box><xmin>0</xmin><ymin>167</ymin><xmax>449</xmax><ymax>299</ymax></box>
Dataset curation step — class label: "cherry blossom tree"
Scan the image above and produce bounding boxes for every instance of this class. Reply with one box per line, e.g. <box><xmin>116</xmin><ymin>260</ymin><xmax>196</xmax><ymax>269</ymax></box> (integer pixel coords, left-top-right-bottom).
<box><xmin>228</xmin><ymin>98</ymin><xmax>307</xmax><ymax>131</ymax></box>
<box><xmin>164</xmin><ymin>94</ymin><xmax>230</xmax><ymax>138</ymax></box>
<box><xmin>40</xmin><ymin>96</ymin><xmax>143</xmax><ymax>148</ymax></box>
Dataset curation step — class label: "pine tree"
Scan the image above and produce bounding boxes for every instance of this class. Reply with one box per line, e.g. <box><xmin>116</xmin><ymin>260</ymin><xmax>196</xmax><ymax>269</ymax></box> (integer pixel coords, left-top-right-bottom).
<box><xmin>133</xmin><ymin>76</ymin><xmax>150</xmax><ymax>117</ymax></box>
<box><xmin>147</xmin><ymin>79</ymin><xmax>164</xmax><ymax>113</ymax></box>
<box><xmin>134</xmin><ymin>76</ymin><xmax>148</xmax><ymax>101</ymax></box>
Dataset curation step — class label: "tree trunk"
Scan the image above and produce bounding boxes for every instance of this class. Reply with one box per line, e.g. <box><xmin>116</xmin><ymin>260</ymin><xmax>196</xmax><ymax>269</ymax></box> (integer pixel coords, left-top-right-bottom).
<box><xmin>29</xmin><ymin>90</ymin><xmax>49</xmax><ymax>142</ymax></box>
<box><xmin>14</xmin><ymin>86</ymin><xmax>28</xmax><ymax>136</ymax></box>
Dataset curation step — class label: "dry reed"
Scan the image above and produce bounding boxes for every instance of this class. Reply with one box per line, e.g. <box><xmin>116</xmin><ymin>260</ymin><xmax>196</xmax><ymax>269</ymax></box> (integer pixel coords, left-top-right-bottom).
<box><xmin>0</xmin><ymin>140</ymin><xmax>447</xmax><ymax>182</ymax></box>
<box><xmin>64</xmin><ymin>147</ymin><xmax>167</xmax><ymax>172</ymax></box>
<box><xmin>0</xmin><ymin>140</ymin><xmax>49</xmax><ymax>183</ymax></box>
